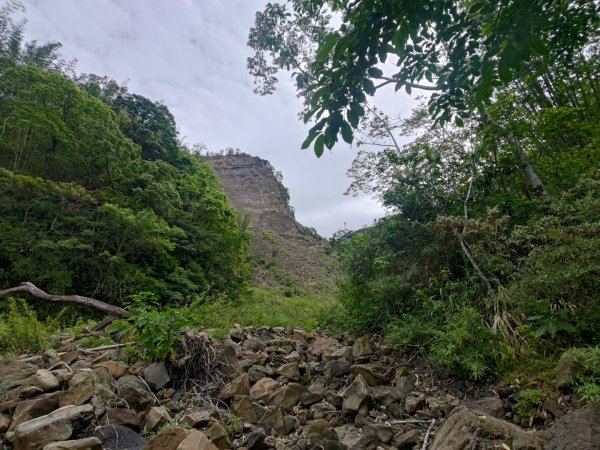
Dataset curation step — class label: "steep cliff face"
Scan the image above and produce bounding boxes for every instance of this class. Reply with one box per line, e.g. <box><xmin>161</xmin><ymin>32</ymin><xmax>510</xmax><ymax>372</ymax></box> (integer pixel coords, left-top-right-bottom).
<box><xmin>205</xmin><ymin>152</ymin><xmax>338</xmax><ymax>292</ymax></box>
<box><xmin>205</xmin><ymin>153</ymin><xmax>301</xmax><ymax>235</ymax></box>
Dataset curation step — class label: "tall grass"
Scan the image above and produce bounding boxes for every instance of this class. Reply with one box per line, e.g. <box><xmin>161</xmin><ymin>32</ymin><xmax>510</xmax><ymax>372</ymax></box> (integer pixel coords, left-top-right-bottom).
<box><xmin>190</xmin><ymin>287</ymin><xmax>342</xmax><ymax>338</ymax></box>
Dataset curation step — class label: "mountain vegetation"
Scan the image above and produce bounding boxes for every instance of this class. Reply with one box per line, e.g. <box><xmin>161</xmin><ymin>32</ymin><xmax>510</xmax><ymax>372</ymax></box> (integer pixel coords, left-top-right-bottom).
<box><xmin>0</xmin><ymin>2</ymin><xmax>250</xmax><ymax>312</ymax></box>
<box><xmin>249</xmin><ymin>0</ymin><xmax>600</xmax><ymax>380</ymax></box>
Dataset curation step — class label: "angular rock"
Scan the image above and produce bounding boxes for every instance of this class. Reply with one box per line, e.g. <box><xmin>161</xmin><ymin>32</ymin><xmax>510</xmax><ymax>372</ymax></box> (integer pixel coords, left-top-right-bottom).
<box><xmin>335</xmin><ymin>424</ymin><xmax>378</xmax><ymax>450</ymax></box>
<box><xmin>260</xmin><ymin>408</ymin><xmax>288</xmax><ymax>435</ymax></box>
<box><xmin>96</xmin><ymin>361</ymin><xmax>127</xmax><ymax>379</ymax></box>
<box><xmin>208</xmin><ymin>421</ymin><xmax>231</xmax><ymax>450</ymax></box>
<box><xmin>145</xmin><ymin>406</ymin><xmax>171</xmax><ymax>432</ymax></box>
<box><xmin>239</xmin><ymin>429</ymin><xmax>266</xmax><ymax>450</ymax></box>
<box><xmin>229</xmin><ymin>327</ymin><xmax>246</xmax><ymax>343</ymax></box>
<box><xmin>309</xmin><ymin>338</ymin><xmax>340</xmax><ymax>358</ymax></box>
<box><xmin>89</xmin><ymin>424</ymin><xmax>147</xmax><ymax>450</ymax></box>
<box><xmin>306</xmin><ymin>419</ymin><xmax>344</xmax><ymax>449</ymax></box>
<box><xmin>13</xmin><ymin>404</ymin><xmax>94</xmax><ymax>450</ymax></box>
<box><xmin>0</xmin><ymin>359</ymin><xmax>38</xmax><ymax>388</ymax></box>
<box><xmin>554</xmin><ymin>353</ymin><xmax>581</xmax><ymax>390</ymax></box>
<box><xmin>278</xmin><ymin>362</ymin><xmax>300</xmax><ymax>381</ymax></box>
<box><xmin>145</xmin><ymin>426</ymin><xmax>188</xmax><ymax>450</ymax></box>
<box><xmin>394</xmin><ymin>373</ymin><xmax>416</xmax><ymax>397</ymax></box>
<box><xmin>351</xmin><ymin>336</ymin><xmax>373</xmax><ymax>360</ymax></box>
<box><xmin>181</xmin><ymin>410</ymin><xmax>212</xmax><ymax>429</ymax></box>
<box><xmin>218</xmin><ymin>373</ymin><xmax>250</xmax><ymax>401</ymax></box>
<box><xmin>42</xmin><ymin>437</ymin><xmax>103</xmax><ymax>450</ymax></box>
<box><xmin>466</xmin><ymin>395</ymin><xmax>505</xmax><ymax>419</ymax></box>
<box><xmin>0</xmin><ymin>412</ymin><xmax>10</xmax><ymax>433</ymax></box>
<box><xmin>59</xmin><ymin>371</ymin><xmax>94</xmax><ymax>407</ymax></box>
<box><xmin>270</xmin><ymin>383</ymin><xmax>307</xmax><ymax>411</ymax></box>
<box><xmin>429</xmin><ymin>406</ymin><xmax>543</xmax><ymax>450</ymax></box>
<box><xmin>231</xmin><ymin>395</ymin><xmax>257</xmax><ymax>422</ymax></box>
<box><xmin>9</xmin><ymin>393</ymin><xmax>62</xmax><ymax>432</ymax></box>
<box><xmin>249</xmin><ymin>377</ymin><xmax>279</xmax><ymax>402</ymax></box>
<box><xmin>177</xmin><ymin>429</ymin><xmax>219</xmax><ymax>450</ymax></box>
<box><xmin>405</xmin><ymin>394</ymin><xmax>426</xmax><ymax>415</ymax></box>
<box><xmin>351</xmin><ymin>364</ymin><xmax>387</xmax><ymax>386</ymax></box>
<box><xmin>143</xmin><ymin>362</ymin><xmax>170</xmax><ymax>391</ymax></box>
<box><xmin>393</xmin><ymin>429</ymin><xmax>420</xmax><ymax>447</ymax></box>
<box><xmin>540</xmin><ymin>403</ymin><xmax>600</xmax><ymax>450</ymax></box>
<box><xmin>341</xmin><ymin>374</ymin><xmax>370</xmax><ymax>413</ymax></box>
<box><xmin>116</xmin><ymin>375</ymin><xmax>154</xmax><ymax>412</ymax></box>
<box><xmin>20</xmin><ymin>370</ymin><xmax>59</xmax><ymax>392</ymax></box>
<box><xmin>324</xmin><ymin>359</ymin><xmax>352</xmax><ymax>381</ymax></box>
<box><xmin>106</xmin><ymin>408</ymin><xmax>140</xmax><ymax>430</ymax></box>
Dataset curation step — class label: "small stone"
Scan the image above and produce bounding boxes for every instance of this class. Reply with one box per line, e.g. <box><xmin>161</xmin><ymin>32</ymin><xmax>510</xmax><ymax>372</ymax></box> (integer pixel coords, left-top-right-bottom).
<box><xmin>308</xmin><ymin>338</ymin><xmax>340</xmax><ymax>358</ymax></box>
<box><xmin>181</xmin><ymin>410</ymin><xmax>212</xmax><ymax>428</ymax></box>
<box><xmin>405</xmin><ymin>394</ymin><xmax>426</xmax><ymax>415</ymax></box>
<box><xmin>97</xmin><ymin>361</ymin><xmax>127</xmax><ymax>379</ymax></box>
<box><xmin>341</xmin><ymin>374</ymin><xmax>371</xmax><ymax>412</ymax></box>
<box><xmin>229</xmin><ymin>327</ymin><xmax>246</xmax><ymax>342</ymax></box>
<box><xmin>143</xmin><ymin>362</ymin><xmax>171</xmax><ymax>391</ymax></box>
<box><xmin>208</xmin><ymin>421</ymin><xmax>231</xmax><ymax>450</ymax></box>
<box><xmin>466</xmin><ymin>395</ymin><xmax>505</xmax><ymax>419</ymax></box>
<box><xmin>145</xmin><ymin>406</ymin><xmax>171</xmax><ymax>432</ymax></box>
<box><xmin>231</xmin><ymin>396</ymin><xmax>257</xmax><ymax>422</ymax></box>
<box><xmin>351</xmin><ymin>336</ymin><xmax>373</xmax><ymax>359</ymax></box>
<box><xmin>42</xmin><ymin>437</ymin><xmax>103</xmax><ymax>450</ymax></box>
<box><xmin>249</xmin><ymin>377</ymin><xmax>279</xmax><ymax>402</ymax></box>
<box><xmin>22</xmin><ymin>370</ymin><xmax>60</xmax><ymax>392</ymax></box>
<box><xmin>278</xmin><ymin>362</ymin><xmax>300</xmax><ymax>381</ymax></box>
<box><xmin>177</xmin><ymin>429</ymin><xmax>219</xmax><ymax>450</ymax></box>
<box><xmin>145</xmin><ymin>426</ymin><xmax>188</xmax><ymax>450</ymax></box>
<box><xmin>394</xmin><ymin>372</ymin><xmax>416</xmax><ymax>397</ymax></box>
<box><xmin>107</xmin><ymin>408</ymin><xmax>140</xmax><ymax>430</ymax></box>
<box><xmin>116</xmin><ymin>375</ymin><xmax>154</xmax><ymax>412</ymax></box>
<box><xmin>218</xmin><ymin>373</ymin><xmax>250</xmax><ymax>401</ymax></box>
<box><xmin>89</xmin><ymin>424</ymin><xmax>147</xmax><ymax>450</ymax></box>
<box><xmin>393</xmin><ymin>429</ymin><xmax>420</xmax><ymax>447</ymax></box>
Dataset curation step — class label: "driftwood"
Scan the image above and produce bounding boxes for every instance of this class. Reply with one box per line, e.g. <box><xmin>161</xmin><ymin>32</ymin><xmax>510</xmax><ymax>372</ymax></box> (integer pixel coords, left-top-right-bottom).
<box><xmin>0</xmin><ymin>282</ymin><xmax>130</xmax><ymax>317</ymax></box>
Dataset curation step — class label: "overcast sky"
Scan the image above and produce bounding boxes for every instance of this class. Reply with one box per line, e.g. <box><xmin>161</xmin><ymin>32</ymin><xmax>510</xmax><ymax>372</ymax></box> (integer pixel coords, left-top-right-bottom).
<box><xmin>20</xmin><ymin>0</ymin><xmax>417</xmax><ymax>236</ymax></box>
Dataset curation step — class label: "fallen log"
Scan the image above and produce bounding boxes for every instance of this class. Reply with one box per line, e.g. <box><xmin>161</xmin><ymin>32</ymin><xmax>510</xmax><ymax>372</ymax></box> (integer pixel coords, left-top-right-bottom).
<box><xmin>0</xmin><ymin>282</ymin><xmax>130</xmax><ymax>317</ymax></box>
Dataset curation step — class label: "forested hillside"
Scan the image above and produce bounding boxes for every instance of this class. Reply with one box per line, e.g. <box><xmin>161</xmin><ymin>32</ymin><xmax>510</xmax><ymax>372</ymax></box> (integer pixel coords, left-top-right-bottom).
<box><xmin>0</xmin><ymin>4</ymin><xmax>249</xmax><ymax>307</ymax></box>
<box><xmin>249</xmin><ymin>0</ymin><xmax>600</xmax><ymax>383</ymax></box>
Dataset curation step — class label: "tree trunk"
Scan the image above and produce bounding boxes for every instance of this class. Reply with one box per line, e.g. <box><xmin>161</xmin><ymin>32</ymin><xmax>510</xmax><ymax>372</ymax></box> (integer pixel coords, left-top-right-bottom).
<box><xmin>0</xmin><ymin>282</ymin><xmax>130</xmax><ymax>317</ymax></box>
<box><xmin>506</xmin><ymin>132</ymin><xmax>551</xmax><ymax>201</ymax></box>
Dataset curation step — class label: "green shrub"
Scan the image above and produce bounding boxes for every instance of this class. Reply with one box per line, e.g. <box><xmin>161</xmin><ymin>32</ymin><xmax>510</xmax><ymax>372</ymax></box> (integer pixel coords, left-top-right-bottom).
<box><xmin>516</xmin><ymin>389</ymin><xmax>546</xmax><ymax>424</ymax></box>
<box><xmin>0</xmin><ymin>299</ymin><xmax>58</xmax><ymax>355</ymax></box>
<box><xmin>112</xmin><ymin>292</ymin><xmax>191</xmax><ymax>361</ymax></box>
<box><xmin>565</xmin><ymin>347</ymin><xmax>600</xmax><ymax>404</ymax></box>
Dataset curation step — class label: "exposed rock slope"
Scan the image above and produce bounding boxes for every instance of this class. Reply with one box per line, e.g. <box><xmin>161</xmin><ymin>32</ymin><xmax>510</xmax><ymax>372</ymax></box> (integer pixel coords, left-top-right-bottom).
<box><xmin>205</xmin><ymin>152</ymin><xmax>338</xmax><ymax>292</ymax></box>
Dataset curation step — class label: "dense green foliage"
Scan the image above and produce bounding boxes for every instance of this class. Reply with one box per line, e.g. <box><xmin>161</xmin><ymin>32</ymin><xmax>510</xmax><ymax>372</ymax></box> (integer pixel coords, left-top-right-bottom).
<box><xmin>334</xmin><ymin>53</ymin><xmax>600</xmax><ymax>378</ymax></box>
<box><xmin>248</xmin><ymin>0</ymin><xmax>599</xmax><ymax>155</ymax></box>
<box><xmin>0</xmin><ymin>7</ymin><xmax>249</xmax><ymax>308</ymax></box>
<box><xmin>249</xmin><ymin>0</ymin><xmax>600</xmax><ymax>380</ymax></box>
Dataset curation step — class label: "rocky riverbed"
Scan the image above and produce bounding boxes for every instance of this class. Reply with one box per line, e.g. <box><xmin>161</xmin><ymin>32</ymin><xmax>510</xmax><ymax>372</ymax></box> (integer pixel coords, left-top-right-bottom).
<box><xmin>0</xmin><ymin>326</ymin><xmax>598</xmax><ymax>450</ymax></box>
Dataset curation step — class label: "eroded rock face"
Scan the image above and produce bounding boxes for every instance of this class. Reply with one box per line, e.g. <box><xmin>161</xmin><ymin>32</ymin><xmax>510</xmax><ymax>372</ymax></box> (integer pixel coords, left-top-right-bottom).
<box><xmin>429</xmin><ymin>406</ymin><xmax>543</xmax><ymax>450</ymax></box>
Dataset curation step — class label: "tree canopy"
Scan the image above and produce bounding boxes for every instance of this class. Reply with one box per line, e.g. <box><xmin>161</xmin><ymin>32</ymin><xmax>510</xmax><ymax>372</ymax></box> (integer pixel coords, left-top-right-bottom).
<box><xmin>248</xmin><ymin>0</ymin><xmax>600</xmax><ymax>155</ymax></box>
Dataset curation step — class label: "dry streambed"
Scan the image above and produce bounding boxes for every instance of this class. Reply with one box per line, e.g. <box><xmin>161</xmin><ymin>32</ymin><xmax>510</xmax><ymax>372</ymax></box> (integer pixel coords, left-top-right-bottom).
<box><xmin>0</xmin><ymin>326</ymin><xmax>597</xmax><ymax>450</ymax></box>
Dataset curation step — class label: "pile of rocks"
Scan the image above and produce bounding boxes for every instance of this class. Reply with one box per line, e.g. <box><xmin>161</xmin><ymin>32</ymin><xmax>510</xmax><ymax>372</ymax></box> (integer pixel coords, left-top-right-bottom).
<box><xmin>0</xmin><ymin>326</ymin><xmax>598</xmax><ymax>450</ymax></box>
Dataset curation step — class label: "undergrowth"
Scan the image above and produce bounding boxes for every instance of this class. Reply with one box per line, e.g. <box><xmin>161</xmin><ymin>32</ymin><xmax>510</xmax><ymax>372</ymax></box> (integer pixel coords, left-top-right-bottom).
<box><xmin>191</xmin><ymin>286</ymin><xmax>341</xmax><ymax>338</ymax></box>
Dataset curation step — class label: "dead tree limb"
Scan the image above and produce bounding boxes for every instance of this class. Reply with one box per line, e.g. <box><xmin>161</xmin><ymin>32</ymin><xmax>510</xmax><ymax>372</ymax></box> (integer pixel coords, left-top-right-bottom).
<box><xmin>0</xmin><ymin>282</ymin><xmax>130</xmax><ymax>317</ymax></box>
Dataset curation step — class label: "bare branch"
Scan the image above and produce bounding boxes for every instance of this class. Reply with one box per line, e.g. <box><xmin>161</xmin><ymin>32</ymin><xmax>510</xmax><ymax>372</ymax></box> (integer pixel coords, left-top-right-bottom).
<box><xmin>0</xmin><ymin>282</ymin><xmax>130</xmax><ymax>317</ymax></box>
